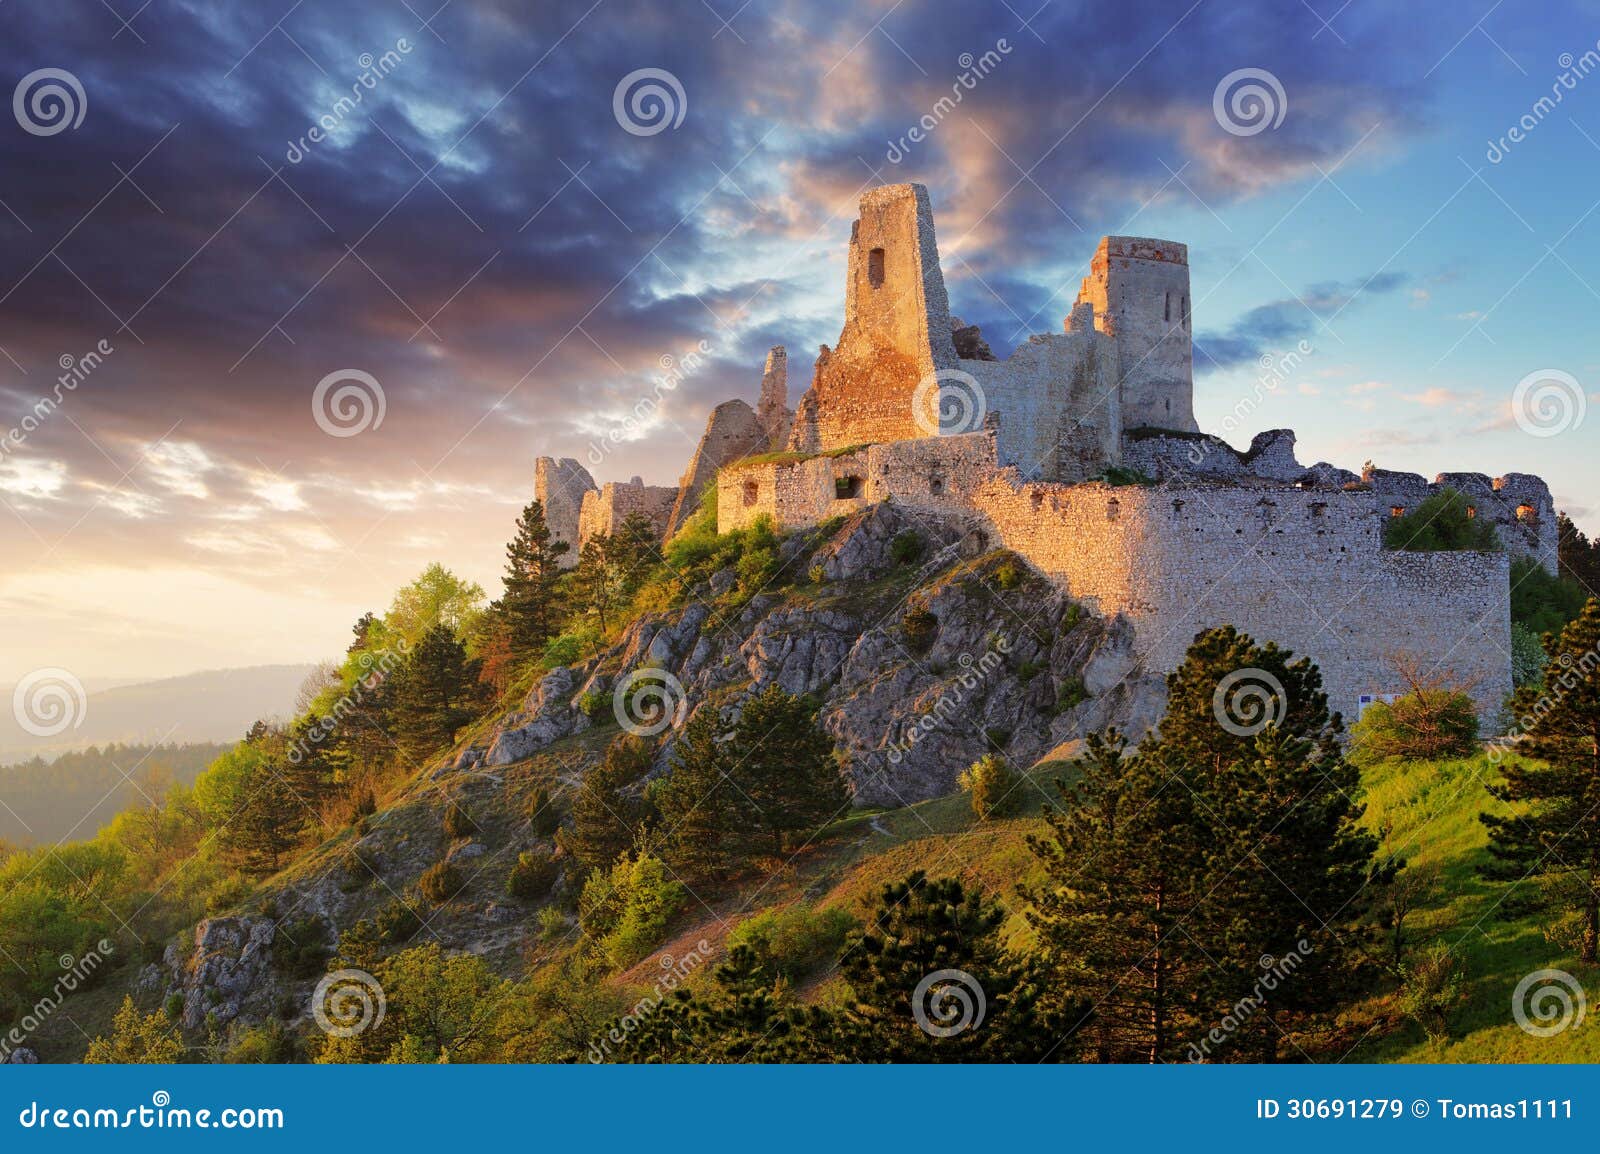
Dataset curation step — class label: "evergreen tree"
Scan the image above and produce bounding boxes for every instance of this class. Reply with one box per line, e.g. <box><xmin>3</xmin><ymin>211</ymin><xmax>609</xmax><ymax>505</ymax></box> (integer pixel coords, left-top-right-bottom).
<box><xmin>841</xmin><ymin>871</ymin><xmax>1084</xmax><ymax>1062</ymax></box>
<box><xmin>1559</xmin><ymin>513</ymin><xmax>1600</xmax><ymax>597</ymax></box>
<box><xmin>1483</xmin><ymin>599</ymin><xmax>1600</xmax><ymax>961</ymax></box>
<box><xmin>1383</xmin><ymin>488</ymin><xmax>1500</xmax><ymax>552</ymax></box>
<box><xmin>1024</xmin><ymin>730</ymin><xmax>1210</xmax><ymax>1062</ymax></box>
<box><xmin>84</xmin><ymin>996</ymin><xmax>182</xmax><ymax>1064</ymax></box>
<box><xmin>500</xmin><ymin>500</ymin><xmax>567</xmax><ymax>655</ymax></box>
<box><xmin>605</xmin><ymin>512</ymin><xmax>662</xmax><ymax>603</ymax></box>
<box><xmin>729</xmin><ymin>685</ymin><xmax>848</xmax><ymax>854</ymax></box>
<box><xmin>654</xmin><ymin>707</ymin><xmax>741</xmax><ymax>882</ymax></box>
<box><xmin>573</xmin><ymin>538</ymin><xmax>622</xmax><ymax>633</ymax></box>
<box><xmin>389</xmin><ymin>624</ymin><xmax>479</xmax><ymax>762</ymax></box>
<box><xmin>559</xmin><ymin>735</ymin><xmax>654</xmax><ymax>873</ymax></box>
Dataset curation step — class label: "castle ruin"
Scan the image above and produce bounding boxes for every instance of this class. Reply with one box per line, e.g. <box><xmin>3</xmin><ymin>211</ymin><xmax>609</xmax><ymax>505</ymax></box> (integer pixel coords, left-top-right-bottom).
<box><xmin>539</xmin><ymin>183</ymin><xmax>1556</xmax><ymax>726</ymax></box>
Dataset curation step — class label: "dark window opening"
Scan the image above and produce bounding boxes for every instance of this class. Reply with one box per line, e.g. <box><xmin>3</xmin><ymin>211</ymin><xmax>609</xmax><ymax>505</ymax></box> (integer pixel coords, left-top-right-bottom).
<box><xmin>1311</xmin><ymin>502</ymin><xmax>1327</xmax><ymax>517</ymax></box>
<box><xmin>1164</xmin><ymin>291</ymin><xmax>1171</xmax><ymax>322</ymax></box>
<box><xmin>1030</xmin><ymin>491</ymin><xmax>1045</xmax><ymax>510</ymax></box>
<box><xmin>1106</xmin><ymin>497</ymin><xmax>1121</xmax><ymax>522</ymax></box>
<box><xmin>742</xmin><ymin>480</ymin><xmax>759</xmax><ymax>507</ymax></box>
<box><xmin>1172</xmin><ymin>499</ymin><xmax>1185</xmax><ymax>514</ymax></box>
<box><xmin>867</xmin><ymin>247</ymin><xmax>885</xmax><ymax>288</ymax></box>
<box><xmin>929</xmin><ymin>473</ymin><xmax>945</xmax><ymax>496</ymax></box>
<box><xmin>1466</xmin><ymin>505</ymin><xmax>1477</xmax><ymax>519</ymax></box>
<box><xmin>836</xmin><ymin>475</ymin><xmax>863</xmax><ymax>499</ymax></box>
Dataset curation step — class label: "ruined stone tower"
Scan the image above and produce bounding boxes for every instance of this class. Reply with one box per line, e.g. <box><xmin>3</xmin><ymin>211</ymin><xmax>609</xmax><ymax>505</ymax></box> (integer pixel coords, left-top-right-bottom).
<box><xmin>756</xmin><ymin>346</ymin><xmax>791</xmax><ymax>449</ymax></box>
<box><xmin>1075</xmin><ymin>236</ymin><xmax>1198</xmax><ymax>433</ymax></box>
<box><xmin>533</xmin><ymin>456</ymin><xmax>597</xmax><ymax>569</ymax></box>
<box><xmin>788</xmin><ymin>183</ymin><xmax>958</xmax><ymax>451</ymax></box>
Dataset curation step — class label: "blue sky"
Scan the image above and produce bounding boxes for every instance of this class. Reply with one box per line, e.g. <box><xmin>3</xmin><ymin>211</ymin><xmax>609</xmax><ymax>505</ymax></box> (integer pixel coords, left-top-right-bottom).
<box><xmin>0</xmin><ymin>0</ymin><xmax>1594</xmax><ymax>682</ymax></box>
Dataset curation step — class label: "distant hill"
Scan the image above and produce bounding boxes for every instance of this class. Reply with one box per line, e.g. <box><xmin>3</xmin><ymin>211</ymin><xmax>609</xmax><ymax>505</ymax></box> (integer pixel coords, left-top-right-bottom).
<box><xmin>0</xmin><ymin>742</ymin><xmax>231</xmax><ymax>846</ymax></box>
<box><xmin>0</xmin><ymin>664</ymin><xmax>317</xmax><ymax>764</ymax></box>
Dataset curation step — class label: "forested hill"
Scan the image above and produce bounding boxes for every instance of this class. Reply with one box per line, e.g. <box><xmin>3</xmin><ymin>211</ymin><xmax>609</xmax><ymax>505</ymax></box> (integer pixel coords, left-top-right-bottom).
<box><xmin>0</xmin><ymin>743</ymin><xmax>229</xmax><ymax>846</ymax></box>
<box><xmin>0</xmin><ymin>664</ymin><xmax>314</xmax><ymax>764</ymax></box>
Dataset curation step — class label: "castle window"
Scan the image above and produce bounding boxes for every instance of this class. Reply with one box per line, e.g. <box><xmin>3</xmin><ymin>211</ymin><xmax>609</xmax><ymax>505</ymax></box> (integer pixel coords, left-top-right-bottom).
<box><xmin>1030</xmin><ymin>491</ymin><xmax>1044</xmax><ymax>511</ymax></box>
<box><xmin>1310</xmin><ymin>502</ymin><xmax>1327</xmax><ymax>517</ymax></box>
<box><xmin>743</xmin><ymin>480</ymin><xmax>759</xmax><ymax>507</ymax></box>
<box><xmin>1164</xmin><ymin>292</ymin><xmax>1171</xmax><ymax>323</ymax></box>
<box><xmin>1106</xmin><ymin>497</ymin><xmax>1120</xmax><ymax>522</ymax></box>
<box><xmin>929</xmin><ymin>473</ymin><xmax>945</xmax><ymax>496</ymax></box>
<box><xmin>1390</xmin><ymin>506</ymin><xmax>1405</xmax><ymax>518</ymax></box>
<box><xmin>1516</xmin><ymin>503</ymin><xmax>1537</xmax><ymax>523</ymax></box>
<box><xmin>1466</xmin><ymin>505</ymin><xmax>1477</xmax><ymax>519</ymax></box>
<box><xmin>1172</xmin><ymin>499</ymin><xmax>1185</xmax><ymax>514</ymax></box>
<box><xmin>836</xmin><ymin>475</ymin><xmax>863</xmax><ymax>500</ymax></box>
<box><xmin>868</xmin><ymin>247</ymin><xmax>885</xmax><ymax>289</ymax></box>
<box><xmin>1182</xmin><ymin>296</ymin><xmax>1190</xmax><ymax>329</ymax></box>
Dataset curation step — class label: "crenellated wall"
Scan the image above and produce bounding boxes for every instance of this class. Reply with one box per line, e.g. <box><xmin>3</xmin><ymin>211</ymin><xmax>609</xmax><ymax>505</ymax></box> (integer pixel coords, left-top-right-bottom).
<box><xmin>578</xmin><ymin>478</ymin><xmax>678</xmax><ymax>552</ymax></box>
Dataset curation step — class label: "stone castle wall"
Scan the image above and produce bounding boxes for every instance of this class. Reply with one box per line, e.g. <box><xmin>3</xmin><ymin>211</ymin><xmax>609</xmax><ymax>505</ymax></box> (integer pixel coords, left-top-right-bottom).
<box><xmin>578</xmin><ymin>478</ymin><xmax>678</xmax><ymax>550</ymax></box>
<box><xmin>666</xmin><ymin>399</ymin><xmax>769</xmax><ymax>538</ymax></box>
<box><xmin>968</xmin><ymin>478</ymin><xmax>1511</xmax><ymax>724</ymax></box>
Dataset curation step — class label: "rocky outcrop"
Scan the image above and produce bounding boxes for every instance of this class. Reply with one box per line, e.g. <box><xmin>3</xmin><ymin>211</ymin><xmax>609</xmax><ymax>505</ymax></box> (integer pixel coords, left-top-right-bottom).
<box><xmin>162</xmin><ymin>916</ymin><xmax>281</xmax><ymax>1031</ymax></box>
<box><xmin>467</xmin><ymin>503</ymin><xmax>1166</xmax><ymax>804</ymax></box>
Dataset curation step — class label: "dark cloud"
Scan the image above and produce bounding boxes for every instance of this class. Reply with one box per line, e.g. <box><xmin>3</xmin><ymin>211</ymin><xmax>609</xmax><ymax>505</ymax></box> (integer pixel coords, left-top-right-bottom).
<box><xmin>1195</xmin><ymin>272</ymin><xmax>1411</xmax><ymax>372</ymax></box>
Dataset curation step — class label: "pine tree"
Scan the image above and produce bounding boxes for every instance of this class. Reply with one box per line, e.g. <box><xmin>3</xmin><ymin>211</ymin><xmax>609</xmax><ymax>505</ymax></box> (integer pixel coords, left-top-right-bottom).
<box><xmin>1023</xmin><ymin>730</ymin><xmax>1210</xmax><ymax>1062</ymax></box>
<box><xmin>500</xmin><ymin>500</ymin><xmax>567</xmax><ymax>655</ymax></box>
<box><xmin>573</xmin><ymin>538</ymin><xmax>622</xmax><ymax>633</ymax></box>
<box><xmin>1483</xmin><ymin>599</ymin><xmax>1600</xmax><ymax>961</ymax></box>
<box><xmin>604</xmin><ymin>512</ymin><xmax>661</xmax><ymax>603</ymax></box>
<box><xmin>655</xmin><ymin>707</ymin><xmax>741</xmax><ymax>882</ymax></box>
<box><xmin>728</xmin><ymin>685</ymin><xmax>848</xmax><ymax>854</ymax></box>
<box><xmin>559</xmin><ymin>735</ymin><xmax>653</xmax><ymax>873</ymax></box>
<box><xmin>389</xmin><ymin>624</ymin><xmax>478</xmax><ymax>762</ymax></box>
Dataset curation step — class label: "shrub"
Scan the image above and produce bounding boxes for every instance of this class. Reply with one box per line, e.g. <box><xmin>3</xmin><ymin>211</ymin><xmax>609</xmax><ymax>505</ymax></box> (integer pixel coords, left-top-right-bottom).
<box><xmin>958</xmin><ymin>754</ymin><xmax>1022</xmax><ymax>821</ymax></box>
<box><xmin>994</xmin><ymin>559</ymin><xmax>1023</xmax><ymax>590</ymax></box>
<box><xmin>1383</xmin><ymin>488</ymin><xmax>1500</xmax><ymax>552</ymax></box>
<box><xmin>1510</xmin><ymin>555</ymin><xmax>1589</xmax><ymax>636</ymax></box>
<box><xmin>808</xmin><ymin>563</ymin><xmax>826</xmax><ymax>585</ymax></box>
<box><xmin>890</xmin><ymin>530</ymin><xmax>924</xmax><ymax>566</ymax></box>
<box><xmin>1511</xmin><ymin>622</ymin><xmax>1547</xmax><ymax>687</ymax></box>
<box><xmin>1056</xmin><ymin>677</ymin><xmax>1088</xmax><ymax>713</ymax></box>
<box><xmin>443</xmin><ymin>799</ymin><xmax>477</xmax><ymax>841</ymax></box>
<box><xmin>901</xmin><ymin>604</ymin><xmax>937</xmax><ymax>652</ymax></box>
<box><xmin>527</xmin><ymin>787</ymin><xmax>562</xmax><ymax>838</ymax></box>
<box><xmin>543</xmin><ymin>625</ymin><xmax>602</xmax><ymax>669</ymax></box>
<box><xmin>420</xmin><ymin>860</ymin><xmax>465</xmax><ymax>905</ymax></box>
<box><xmin>538</xmin><ymin>906</ymin><xmax>569</xmax><ymax>940</ymax></box>
<box><xmin>1097</xmin><ymin>466</ymin><xmax>1155</xmax><ymax>486</ymax></box>
<box><xmin>1061</xmin><ymin>603</ymin><xmax>1083</xmax><ymax>632</ymax></box>
<box><xmin>273</xmin><ymin>917</ymin><xmax>332</xmax><ymax>978</ymax></box>
<box><xmin>507</xmin><ymin>848</ymin><xmax>559</xmax><ymax>900</ymax></box>
<box><xmin>1349</xmin><ymin>689</ymin><xmax>1479</xmax><ymax>765</ymax></box>
<box><xmin>1396</xmin><ymin>941</ymin><xmax>1467</xmax><ymax>1044</ymax></box>
<box><xmin>579</xmin><ymin>853</ymin><xmax>687</xmax><ymax>969</ymax></box>
<box><xmin>375</xmin><ymin>900</ymin><xmax>423</xmax><ymax>944</ymax></box>
<box><xmin>577</xmin><ymin>690</ymin><xmax>610</xmax><ymax>721</ymax></box>
<box><xmin>726</xmin><ymin>903</ymin><xmax>857</xmax><ymax>982</ymax></box>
